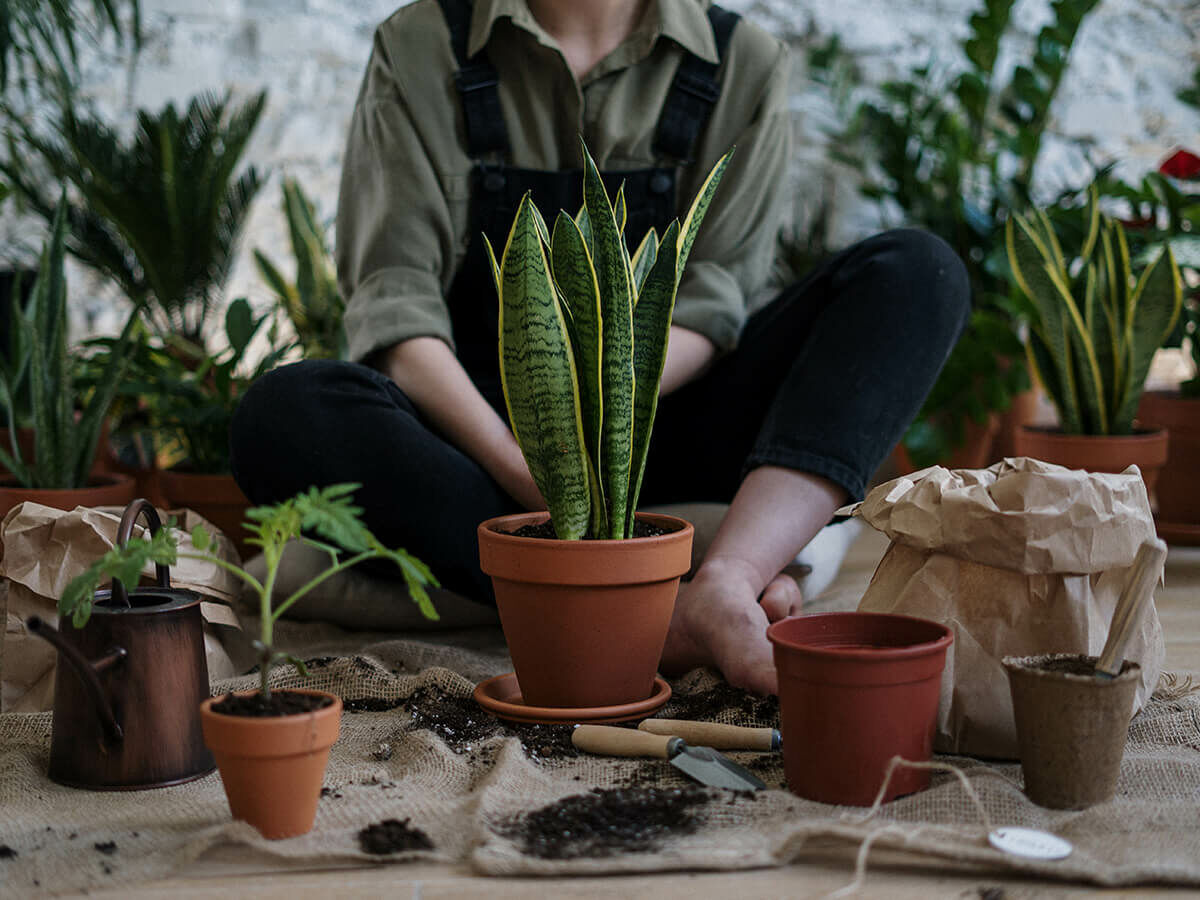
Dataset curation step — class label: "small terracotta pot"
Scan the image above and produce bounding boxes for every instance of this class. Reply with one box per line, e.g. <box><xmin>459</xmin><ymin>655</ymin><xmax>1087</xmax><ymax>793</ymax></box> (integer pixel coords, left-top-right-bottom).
<box><xmin>1137</xmin><ymin>391</ymin><xmax>1200</xmax><ymax>527</ymax></box>
<box><xmin>159</xmin><ymin>470</ymin><xmax>252</xmax><ymax>561</ymax></box>
<box><xmin>477</xmin><ymin>511</ymin><xmax>693</xmax><ymax>709</ymax></box>
<box><xmin>1013</xmin><ymin>426</ymin><xmax>1169</xmax><ymax>494</ymax></box>
<box><xmin>200</xmin><ymin>689</ymin><xmax>343</xmax><ymax>839</ymax></box>
<box><xmin>1003</xmin><ymin>654</ymin><xmax>1139</xmax><ymax>810</ymax></box>
<box><xmin>766</xmin><ymin>612</ymin><xmax>953</xmax><ymax>806</ymax></box>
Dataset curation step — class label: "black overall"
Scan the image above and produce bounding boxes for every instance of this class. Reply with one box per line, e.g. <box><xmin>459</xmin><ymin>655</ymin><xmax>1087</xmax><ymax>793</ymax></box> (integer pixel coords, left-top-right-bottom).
<box><xmin>438</xmin><ymin>0</ymin><xmax>740</xmax><ymax>414</ymax></box>
<box><xmin>229</xmin><ymin>1</ymin><xmax>972</xmax><ymax>604</ymax></box>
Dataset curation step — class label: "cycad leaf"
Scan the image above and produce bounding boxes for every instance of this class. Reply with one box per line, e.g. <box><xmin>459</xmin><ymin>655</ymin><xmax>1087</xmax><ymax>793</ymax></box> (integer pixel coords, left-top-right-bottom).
<box><xmin>580</xmin><ymin>140</ymin><xmax>634</xmax><ymax>538</ymax></box>
<box><xmin>627</xmin><ymin>221</ymin><xmax>680</xmax><ymax>534</ymax></box>
<box><xmin>498</xmin><ymin>193</ymin><xmax>590</xmax><ymax>539</ymax></box>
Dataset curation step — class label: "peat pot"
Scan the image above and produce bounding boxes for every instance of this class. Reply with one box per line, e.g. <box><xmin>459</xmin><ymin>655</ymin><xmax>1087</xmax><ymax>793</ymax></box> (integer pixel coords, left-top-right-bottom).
<box><xmin>1003</xmin><ymin>654</ymin><xmax>1140</xmax><ymax>810</ymax></box>
<box><xmin>766</xmin><ymin>612</ymin><xmax>953</xmax><ymax>806</ymax></box>
<box><xmin>1013</xmin><ymin>426</ymin><xmax>1169</xmax><ymax>494</ymax></box>
<box><xmin>26</xmin><ymin>499</ymin><xmax>214</xmax><ymax>790</ymax></box>
<box><xmin>200</xmin><ymin>690</ymin><xmax>343</xmax><ymax>839</ymax></box>
<box><xmin>477</xmin><ymin>511</ymin><xmax>693</xmax><ymax>709</ymax></box>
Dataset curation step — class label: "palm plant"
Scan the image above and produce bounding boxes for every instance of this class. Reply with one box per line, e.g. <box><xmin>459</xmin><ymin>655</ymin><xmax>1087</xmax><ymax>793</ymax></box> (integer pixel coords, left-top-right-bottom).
<box><xmin>4</xmin><ymin>91</ymin><xmax>266</xmax><ymax>344</ymax></box>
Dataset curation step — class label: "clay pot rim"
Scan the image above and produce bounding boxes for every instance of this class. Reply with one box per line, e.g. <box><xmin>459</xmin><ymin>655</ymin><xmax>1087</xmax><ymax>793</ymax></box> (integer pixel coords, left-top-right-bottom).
<box><xmin>90</xmin><ymin>586</ymin><xmax>202</xmax><ymax>616</ymax></box>
<box><xmin>479</xmin><ymin>511</ymin><xmax>694</xmax><ymax>547</ymax></box>
<box><xmin>0</xmin><ymin>472</ymin><xmax>135</xmax><ymax>494</ymax></box>
<box><xmin>1002</xmin><ymin>653</ymin><xmax>1142</xmax><ymax>685</ymax></box>
<box><xmin>1017</xmin><ymin>425</ymin><xmax>1167</xmax><ymax>443</ymax></box>
<box><xmin>766</xmin><ymin>611</ymin><xmax>953</xmax><ymax>660</ymax></box>
<box><xmin>200</xmin><ymin>688</ymin><xmax>343</xmax><ymax>723</ymax></box>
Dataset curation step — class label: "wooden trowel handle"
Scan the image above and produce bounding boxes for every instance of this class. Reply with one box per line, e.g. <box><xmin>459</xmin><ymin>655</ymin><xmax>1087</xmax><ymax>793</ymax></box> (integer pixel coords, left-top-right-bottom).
<box><xmin>638</xmin><ymin>718</ymin><xmax>779</xmax><ymax>751</ymax></box>
<box><xmin>572</xmin><ymin>725</ymin><xmax>675</xmax><ymax>759</ymax></box>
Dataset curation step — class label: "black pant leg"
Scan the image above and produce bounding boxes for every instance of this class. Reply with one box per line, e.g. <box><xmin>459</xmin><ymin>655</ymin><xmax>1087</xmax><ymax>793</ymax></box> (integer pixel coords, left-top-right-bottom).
<box><xmin>230</xmin><ymin>359</ymin><xmax>519</xmax><ymax>601</ymax></box>
<box><xmin>641</xmin><ymin>228</ymin><xmax>970</xmax><ymax>506</ymax></box>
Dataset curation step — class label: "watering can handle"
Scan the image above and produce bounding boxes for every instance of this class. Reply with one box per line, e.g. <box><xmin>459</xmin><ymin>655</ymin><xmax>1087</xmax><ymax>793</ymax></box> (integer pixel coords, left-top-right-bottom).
<box><xmin>111</xmin><ymin>499</ymin><xmax>173</xmax><ymax>607</ymax></box>
<box><xmin>26</xmin><ymin>616</ymin><xmax>126</xmax><ymax>745</ymax></box>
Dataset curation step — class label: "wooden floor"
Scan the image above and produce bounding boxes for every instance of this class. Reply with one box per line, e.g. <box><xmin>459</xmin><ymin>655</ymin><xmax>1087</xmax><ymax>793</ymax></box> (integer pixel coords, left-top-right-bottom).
<box><xmin>90</xmin><ymin>529</ymin><xmax>1200</xmax><ymax>899</ymax></box>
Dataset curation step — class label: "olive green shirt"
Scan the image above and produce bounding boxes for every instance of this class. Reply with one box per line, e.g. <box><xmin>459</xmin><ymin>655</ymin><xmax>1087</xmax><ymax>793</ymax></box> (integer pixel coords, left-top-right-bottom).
<box><xmin>337</xmin><ymin>0</ymin><xmax>792</xmax><ymax>364</ymax></box>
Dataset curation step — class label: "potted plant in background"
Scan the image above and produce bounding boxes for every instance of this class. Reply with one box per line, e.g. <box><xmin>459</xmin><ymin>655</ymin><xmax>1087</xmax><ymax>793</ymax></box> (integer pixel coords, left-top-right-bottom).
<box><xmin>475</xmin><ymin>142</ymin><xmax>727</xmax><ymax>713</ymax></box>
<box><xmin>1007</xmin><ymin>190</ymin><xmax>1182</xmax><ymax>488</ymax></box>
<box><xmin>60</xmin><ymin>482</ymin><xmax>439</xmax><ymax>838</ymax></box>
<box><xmin>0</xmin><ymin>201</ymin><xmax>139</xmax><ymax>523</ymax></box>
<box><xmin>254</xmin><ymin>177</ymin><xmax>347</xmax><ymax>360</ymax></box>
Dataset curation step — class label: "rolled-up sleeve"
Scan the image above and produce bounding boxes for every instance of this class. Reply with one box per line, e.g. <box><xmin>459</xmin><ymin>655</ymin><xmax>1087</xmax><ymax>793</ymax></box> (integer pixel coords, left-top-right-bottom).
<box><xmin>672</xmin><ymin>40</ymin><xmax>792</xmax><ymax>353</ymax></box>
<box><xmin>337</xmin><ymin>32</ymin><xmax>459</xmax><ymax>364</ymax></box>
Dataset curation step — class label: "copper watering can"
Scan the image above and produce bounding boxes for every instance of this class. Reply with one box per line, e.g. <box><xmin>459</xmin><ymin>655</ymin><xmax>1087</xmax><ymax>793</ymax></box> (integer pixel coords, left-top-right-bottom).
<box><xmin>27</xmin><ymin>499</ymin><xmax>215</xmax><ymax>790</ymax></box>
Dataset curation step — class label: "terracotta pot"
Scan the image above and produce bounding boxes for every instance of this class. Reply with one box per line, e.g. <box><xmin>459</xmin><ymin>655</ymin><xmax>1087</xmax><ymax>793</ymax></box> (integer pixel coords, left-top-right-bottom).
<box><xmin>993</xmin><ymin>387</ymin><xmax>1045</xmax><ymax>460</ymax></box>
<box><xmin>766</xmin><ymin>612</ymin><xmax>953</xmax><ymax>806</ymax></box>
<box><xmin>159</xmin><ymin>470</ymin><xmax>252</xmax><ymax>561</ymax></box>
<box><xmin>0</xmin><ymin>473</ymin><xmax>137</xmax><ymax>533</ymax></box>
<box><xmin>1137</xmin><ymin>391</ymin><xmax>1200</xmax><ymax>527</ymax></box>
<box><xmin>200</xmin><ymin>689</ymin><xmax>343</xmax><ymax>839</ymax></box>
<box><xmin>477</xmin><ymin>511</ymin><xmax>693</xmax><ymax>709</ymax></box>
<box><xmin>1003</xmin><ymin>654</ymin><xmax>1140</xmax><ymax>810</ymax></box>
<box><xmin>1013</xmin><ymin>426</ymin><xmax>1169</xmax><ymax>494</ymax></box>
<box><xmin>893</xmin><ymin>413</ymin><xmax>1001</xmax><ymax>474</ymax></box>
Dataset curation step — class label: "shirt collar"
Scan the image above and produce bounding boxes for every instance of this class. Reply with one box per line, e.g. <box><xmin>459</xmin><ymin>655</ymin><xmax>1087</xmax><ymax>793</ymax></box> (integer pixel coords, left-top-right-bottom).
<box><xmin>467</xmin><ymin>0</ymin><xmax>718</xmax><ymax>65</ymax></box>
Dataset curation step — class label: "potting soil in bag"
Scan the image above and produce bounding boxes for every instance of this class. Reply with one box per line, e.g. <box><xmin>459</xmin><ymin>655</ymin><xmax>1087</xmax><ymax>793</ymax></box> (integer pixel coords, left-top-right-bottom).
<box><xmin>844</xmin><ymin>457</ymin><xmax>1165</xmax><ymax>759</ymax></box>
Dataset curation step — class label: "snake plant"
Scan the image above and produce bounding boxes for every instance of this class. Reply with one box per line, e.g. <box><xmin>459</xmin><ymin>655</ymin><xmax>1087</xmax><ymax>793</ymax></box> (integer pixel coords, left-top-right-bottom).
<box><xmin>485</xmin><ymin>141</ymin><xmax>730</xmax><ymax>539</ymax></box>
<box><xmin>1006</xmin><ymin>190</ymin><xmax>1182</xmax><ymax>435</ymax></box>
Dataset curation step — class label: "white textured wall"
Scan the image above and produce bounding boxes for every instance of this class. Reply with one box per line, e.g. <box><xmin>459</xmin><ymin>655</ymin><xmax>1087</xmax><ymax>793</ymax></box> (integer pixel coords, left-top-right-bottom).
<box><xmin>12</xmin><ymin>0</ymin><xmax>1200</xmax><ymax>336</ymax></box>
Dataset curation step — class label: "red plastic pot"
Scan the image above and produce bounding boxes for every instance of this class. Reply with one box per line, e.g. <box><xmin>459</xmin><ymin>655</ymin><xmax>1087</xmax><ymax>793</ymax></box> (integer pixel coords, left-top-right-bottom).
<box><xmin>766</xmin><ymin>612</ymin><xmax>953</xmax><ymax>806</ymax></box>
<box><xmin>478</xmin><ymin>511</ymin><xmax>692</xmax><ymax>709</ymax></box>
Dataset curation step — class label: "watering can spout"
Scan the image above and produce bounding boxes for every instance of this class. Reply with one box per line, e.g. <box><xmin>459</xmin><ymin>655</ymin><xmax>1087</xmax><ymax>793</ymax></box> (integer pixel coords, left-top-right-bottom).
<box><xmin>26</xmin><ymin>616</ymin><xmax>126</xmax><ymax>744</ymax></box>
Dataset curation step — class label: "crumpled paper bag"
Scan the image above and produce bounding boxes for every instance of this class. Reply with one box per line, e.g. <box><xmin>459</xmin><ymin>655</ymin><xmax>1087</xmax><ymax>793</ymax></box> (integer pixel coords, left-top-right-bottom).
<box><xmin>843</xmin><ymin>457</ymin><xmax>1165</xmax><ymax>759</ymax></box>
<box><xmin>0</xmin><ymin>502</ymin><xmax>245</xmax><ymax>713</ymax></box>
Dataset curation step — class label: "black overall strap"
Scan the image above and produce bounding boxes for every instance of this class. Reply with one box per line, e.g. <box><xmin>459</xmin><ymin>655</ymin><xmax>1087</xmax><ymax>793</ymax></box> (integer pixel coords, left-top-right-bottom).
<box><xmin>436</xmin><ymin>0</ymin><xmax>511</xmax><ymax>158</ymax></box>
<box><xmin>653</xmin><ymin>4</ymin><xmax>740</xmax><ymax>163</ymax></box>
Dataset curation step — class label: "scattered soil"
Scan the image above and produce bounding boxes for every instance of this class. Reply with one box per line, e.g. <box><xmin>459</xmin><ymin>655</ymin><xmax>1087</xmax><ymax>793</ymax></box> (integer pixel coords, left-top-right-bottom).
<box><xmin>210</xmin><ymin>691</ymin><xmax>334</xmax><ymax>717</ymax></box>
<box><xmin>499</xmin><ymin>786</ymin><xmax>711</xmax><ymax>859</ymax></box>
<box><xmin>1023</xmin><ymin>657</ymin><xmax>1136</xmax><ymax>677</ymax></box>
<box><xmin>507</xmin><ymin>519</ymin><xmax>670</xmax><ymax>540</ymax></box>
<box><xmin>662</xmin><ymin>681</ymin><xmax>779</xmax><ymax>726</ymax></box>
<box><xmin>93</xmin><ymin>841</ymin><xmax>117</xmax><ymax>855</ymax></box>
<box><xmin>358</xmin><ymin>818</ymin><xmax>434</xmax><ymax>855</ymax></box>
<box><xmin>343</xmin><ymin>696</ymin><xmax>407</xmax><ymax>713</ymax></box>
<box><xmin>0</xmin><ymin>846</ymin><xmax>16</xmax><ymax>859</ymax></box>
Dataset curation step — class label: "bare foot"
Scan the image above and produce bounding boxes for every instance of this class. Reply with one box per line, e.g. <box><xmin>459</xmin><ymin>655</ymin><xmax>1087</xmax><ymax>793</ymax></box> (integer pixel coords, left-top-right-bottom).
<box><xmin>660</xmin><ymin>557</ymin><xmax>780</xmax><ymax>695</ymax></box>
<box><xmin>759</xmin><ymin>572</ymin><xmax>804</xmax><ymax>622</ymax></box>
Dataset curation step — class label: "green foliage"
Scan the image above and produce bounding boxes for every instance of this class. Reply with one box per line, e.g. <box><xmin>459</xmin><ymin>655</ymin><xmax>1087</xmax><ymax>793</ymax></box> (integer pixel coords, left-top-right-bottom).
<box><xmin>821</xmin><ymin>0</ymin><xmax>1103</xmax><ymax>458</ymax></box>
<box><xmin>0</xmin><ymin>0</ymin><xmax>139</xmax><ymax>94</ymax></box>
<box><xmin>253</xmin><ymin>178</ymin><xmax>346</xmax><ymax>359</ymax></box>
<box><xmin>3</xmin><ymin>91</ymin><xmax>266</xmax><ymax>344</ymax></box>
<box><xmin>485</xmin><ymin>140</ymin><xmax>729</xmax><ymax>539</ymax></box>
<box><xmin>1007</xmin><ymin>191</ymin><xmax>1183</xmax><ymax>435</ymax></box>
<box><xmin>1181</xmin><ymin>300</ymin><xmax>1200</xmax><ymax>399</ymax></box>
<box><xmin>59</xmin><ymin>483</ymin><xmax>439</xmax><ymax>696</ymax></box>
<box><xmin>0</xmin><ymin>198</ymin><xmax>139</xmax><ymax>487</ymax></box>
<box><xmin>84</xmin><ymin>298</ymin><xmax>287</xmax><ymax>474</ymax></box>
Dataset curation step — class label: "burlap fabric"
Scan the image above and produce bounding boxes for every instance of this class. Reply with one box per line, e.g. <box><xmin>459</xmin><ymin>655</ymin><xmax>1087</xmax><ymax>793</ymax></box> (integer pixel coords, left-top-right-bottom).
<box><xmin>2</xmin><ymin>620</ymin><xmax>1200</xmax><ymax>897</ymax></box>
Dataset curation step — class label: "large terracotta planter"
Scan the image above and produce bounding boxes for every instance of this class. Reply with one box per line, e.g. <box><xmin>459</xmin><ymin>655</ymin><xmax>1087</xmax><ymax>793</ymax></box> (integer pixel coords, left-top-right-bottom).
<box><xmin>200</xmin><ymin>689</ymin><xmax>342</xmax><ymax>839</ymax></box>
<box><xmin>0</xmin><ymin>473</ymin><xmax>137</xmax><ymax>524</ymax></box>
<box><xmin>1013</xmin><ymin>426</ymin><xmax>1169</xmax><ymax>494</ymax></box>
<box><xmin>477</xmin><ymin>511</ymin><xmax>693</xmax><ymax>709</ymax></box>
<box><xmin>766</xmin><ymin>612</ymin><xmax>953</xmax><ymax>806</ymax></box>
<box><xmin>159</xmin><ymin>469</ymin><xmax>252</xmax><ymax>561</ymax></box>
<box><xmin>1138</xmin><ymin>391</ymin><xmax>1200</xmax><ymax>533</ymax></box>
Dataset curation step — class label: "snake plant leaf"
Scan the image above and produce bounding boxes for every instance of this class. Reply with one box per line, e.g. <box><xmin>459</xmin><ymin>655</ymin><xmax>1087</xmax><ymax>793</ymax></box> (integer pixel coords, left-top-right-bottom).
<box><xmin>1046</xmin><ymin>260</ymin><xmax>1107</xmax><ymax>434</ymax></box>
<box><xmin>581</xmin><ymin>140</ymin><xmax>635</xmax><ymax>538</ymax></box>
<box><xmin>614</xmin><ymin>184</ymin><xmax>627</xmax><ymax>235</ymax></box>
<box><xmin>1079</xmin><ymin>187</ymin><xmax>1101</xmax><ymax>262</ymax></box>
<box><xmin>575</xmin><ymin>206</ymin><xmax>593</xmax><ymax>258</ymax></box>
<box><xmin>1096</xmin><ymin>226</ymin><xmax>1125</xmax><ymax>397</ymax></box>
<box><xmin>1084</xmin><ymin>261</ymin><xmax>1120</xmax><ymax>421</ymax></box>
<box><xmin>1007</xmin><ymin>214</ymin><xmax>1081</xmax><ymax>432</ymax></box>
<box><xmin>630</xmin><ymin>227</ymin><xmax>659</xmax><ymax>298</ymax></box>
<box><xmin>677</xmin><ymin>150</ymin><xmax>733</xmax><ymax>276</ymax></box>
<box><xmin>482</xmin><ymin>234</ymin><xmax>503</xmax><ymax>299</ymax></box>
<box><xmin>497</xmin><ymin>193</ymin><xmax>591</xmax><ymax>540</ymax></box>
<box><xmin>626</xmin><ymin>220</ymin><xmax>680</xmax><ymax>535</ymax></box>
<box><xmin>551</xmin><ymin>210</ymin><xmax>608</xmax><ymax>538</ymax></box>
<box><xmin>1114</xmin><ymin>221</ymin><xmax>1134</xmax><ymax>339</ymax></box>
<box><xmin>1112</xmin><ymin>245</ymin><xmax>1181</xmax><ymax>432</ymax></box>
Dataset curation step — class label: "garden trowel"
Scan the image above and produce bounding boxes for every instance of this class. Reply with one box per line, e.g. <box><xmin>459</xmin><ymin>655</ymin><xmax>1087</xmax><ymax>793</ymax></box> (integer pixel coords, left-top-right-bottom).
<box><xmin>638</xmin><ymin>718</ymin><xmax>782</xmax><ymax>751</ymax></box>
<box><xmin>571</xmin><ymin>724</ymin><xmax>767</xmax><ymax>791</ymax></box>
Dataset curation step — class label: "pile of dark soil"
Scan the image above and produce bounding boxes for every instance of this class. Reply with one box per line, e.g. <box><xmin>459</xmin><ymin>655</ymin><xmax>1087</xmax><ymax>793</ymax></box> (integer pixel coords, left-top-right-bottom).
<box><xmin>358</xmin><ymin>819</ymin><xmax>434</xmax><ymax>855</ymax></box>
<box><xmin>210</xmin><ymin>691</ymin><xmax>334</xmax><ymax>717</ymax></box>
<box><xmin>662</xmin><ymin>681</ymin><xmax>779</xmax><ymax>726</ymax></box>
<box><xmin>497</xmin><ymin>786</ymin><xmax>712</xmax><ymax>859</ymax></box>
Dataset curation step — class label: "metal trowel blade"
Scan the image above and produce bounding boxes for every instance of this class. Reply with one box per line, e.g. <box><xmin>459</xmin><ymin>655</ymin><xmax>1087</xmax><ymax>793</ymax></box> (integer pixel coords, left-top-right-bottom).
<box><xmin>670</xmin><ymin>743</ymin><xmax>767</xmax><ymax>791</ymax></box>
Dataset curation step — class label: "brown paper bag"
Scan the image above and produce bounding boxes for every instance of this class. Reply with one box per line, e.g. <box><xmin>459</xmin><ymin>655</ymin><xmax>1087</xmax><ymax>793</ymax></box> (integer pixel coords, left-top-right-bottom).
<box><xmin>0</xmin><ymin>502</ymin><xmax>245</xmax><ymax>713</ymax></box>
<box><xmin>844</xmin><ymin>457</ymin><xmax>1165</xmax><ymax>759</ymax></box>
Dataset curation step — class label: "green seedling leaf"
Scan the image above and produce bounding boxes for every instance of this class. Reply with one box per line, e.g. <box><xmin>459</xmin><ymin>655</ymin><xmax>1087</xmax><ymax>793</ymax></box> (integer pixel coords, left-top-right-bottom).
<box><xmin>60</xmin><ymin>524</ymin><xmax>180</xmax><ymax>628</ymax></box>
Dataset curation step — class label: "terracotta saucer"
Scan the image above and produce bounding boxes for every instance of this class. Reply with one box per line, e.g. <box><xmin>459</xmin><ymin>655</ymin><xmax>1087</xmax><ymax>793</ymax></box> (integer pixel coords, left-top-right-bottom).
<box><xmin>473</xmin><ymin>673</ymin><xmax>671</xmax><ymax>725</ymax></box>
<box><xmin>1157</xmin><ymin>519</ymin><xmax>1200</xmax><ymax>547</ymax></box>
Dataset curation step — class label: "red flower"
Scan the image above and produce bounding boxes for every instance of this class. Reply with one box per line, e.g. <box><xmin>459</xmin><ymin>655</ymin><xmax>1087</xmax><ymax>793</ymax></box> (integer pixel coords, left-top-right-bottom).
<box><xmin>1159</xmin><ymin>148</ymin><xmax>1200</xmax><ymax>179</ymax></box>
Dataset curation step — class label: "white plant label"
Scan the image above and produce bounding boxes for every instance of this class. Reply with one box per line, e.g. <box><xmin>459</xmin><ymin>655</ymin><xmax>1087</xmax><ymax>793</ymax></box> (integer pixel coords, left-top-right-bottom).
<box><xmin>988</xmin><ymin>827</ymin><xmax>1074</xmax><ymax>860</ymax></box>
